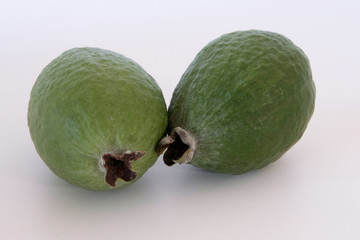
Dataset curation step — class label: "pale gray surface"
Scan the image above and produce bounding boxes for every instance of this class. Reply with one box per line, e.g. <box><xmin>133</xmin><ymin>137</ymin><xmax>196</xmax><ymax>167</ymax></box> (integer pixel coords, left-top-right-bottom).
<box><xmin>1</xmin><ymin>1</ymin><xmax>360</xmax><ymax>239</ymax></box>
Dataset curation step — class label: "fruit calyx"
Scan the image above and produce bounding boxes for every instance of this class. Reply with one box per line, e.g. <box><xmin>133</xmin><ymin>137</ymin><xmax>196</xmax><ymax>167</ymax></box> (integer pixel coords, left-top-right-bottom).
<box><xmin>157</xmin><ymin>127</ymin><xmax>196</xmax><ymax>166</ymax></box>
<box><xmin>101</xmin><ymin>151</ymin><xmax>145</xmax><ymax>187</ymax></box>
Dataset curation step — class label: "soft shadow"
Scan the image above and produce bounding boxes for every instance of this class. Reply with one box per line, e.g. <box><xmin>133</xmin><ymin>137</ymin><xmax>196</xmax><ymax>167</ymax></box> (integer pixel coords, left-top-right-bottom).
<box><xmin>155</xmin><ymin>155</ymin><xmax>294</xmax><ymax>196</ymax></box>
<box><xmin>37</xmin><ymin>167</ymin><xmax>158</xmax><ymax>217</ymax></box>
<box><xmin>36</xmin><ymin>155</ymin><xmax>293</xmax><ymax>216</ymax></box>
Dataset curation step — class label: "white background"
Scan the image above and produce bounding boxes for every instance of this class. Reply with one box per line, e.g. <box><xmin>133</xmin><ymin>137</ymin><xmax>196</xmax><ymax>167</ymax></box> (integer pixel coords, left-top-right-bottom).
<box><xmin>1</xmin><ymin>0</ymin><xmax>360</xmax><ymax>239</ymax></box>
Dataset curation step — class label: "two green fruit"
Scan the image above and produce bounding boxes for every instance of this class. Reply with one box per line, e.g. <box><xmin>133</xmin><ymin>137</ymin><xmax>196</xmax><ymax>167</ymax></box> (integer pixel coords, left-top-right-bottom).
<box><xmin>159</xmin><ymin>30</ymin><xmax>315</xmax><ymax>174</ymax></box>
<box><xmin>28</xmin><ymin>30</ymin><xmax>315</xmax><ymax>191</ymax></box>
<box><xmin>28</xmin><ymin>47</ymin><xmax>167</xmax><ymax>191</ymax></box>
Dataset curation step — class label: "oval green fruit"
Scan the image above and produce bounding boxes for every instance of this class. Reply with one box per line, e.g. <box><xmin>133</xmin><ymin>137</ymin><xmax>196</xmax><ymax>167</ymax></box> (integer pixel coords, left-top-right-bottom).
<box><xmin>28</xmin><ymin>47</ymin><xmax>168</xmax><ymax>191</ymax></box>
<box><xmin>159</xmin><ymin>30</ymin><xmax>315</xmax><ymax>174</ymax></box>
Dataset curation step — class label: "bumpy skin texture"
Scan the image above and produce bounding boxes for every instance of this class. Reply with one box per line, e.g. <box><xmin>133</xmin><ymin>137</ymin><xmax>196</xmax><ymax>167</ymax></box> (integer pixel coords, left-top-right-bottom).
<box><xmin>28</xmin><ymin>47</ymin><xmax>168</xmax><ymax>191</ymax></box>
<box><xmin>168</xmin><ymin>30</ymin><xmax>315</xmax><ymax>174</ymax></box>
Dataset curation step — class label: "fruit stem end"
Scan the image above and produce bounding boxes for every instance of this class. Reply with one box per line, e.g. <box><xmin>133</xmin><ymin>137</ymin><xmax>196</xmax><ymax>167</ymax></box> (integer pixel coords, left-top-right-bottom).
<box><xmin>157</xmin><ymin>127</ymin><xmax>196</xmax><ymax>166</ymax></box>
<box><xmin>99</xmin><ymin>151</ymin><xmax>145</xmax><ymax>187</ymax></box>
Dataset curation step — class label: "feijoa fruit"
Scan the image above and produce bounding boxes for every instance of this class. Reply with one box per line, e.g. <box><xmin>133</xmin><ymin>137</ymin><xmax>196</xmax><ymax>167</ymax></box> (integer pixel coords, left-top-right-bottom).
<box><xmin>159</xmin><ymin>30</ymin><xmax>315</xmax><ymax>174</ymax></box>
<box><xmin>28</xmin><ymin>47</ymin><xmax>167</xmax><ymax>191</ymax></box>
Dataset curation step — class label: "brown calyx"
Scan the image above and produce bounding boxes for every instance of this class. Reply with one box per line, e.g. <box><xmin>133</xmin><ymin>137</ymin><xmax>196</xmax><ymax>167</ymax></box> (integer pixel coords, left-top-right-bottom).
<box><xmin>102</xmin><ymin>151</ymin><xmax>145</xmax><ymax>187</ymax></box>
<box><xmin>157</xmin><ymin>127</ymin><xmax>196</xmax><ymax>166</ymax></box>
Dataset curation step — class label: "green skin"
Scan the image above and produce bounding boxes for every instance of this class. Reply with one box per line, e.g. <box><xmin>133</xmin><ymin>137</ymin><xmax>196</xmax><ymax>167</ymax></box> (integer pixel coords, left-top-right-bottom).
<box><xmin>28</xmin><ymin>47</ymin><xmax>168</xmax><ymax>191</ymax></box>
<box><xmin>167</xmin><ymin>30</ymin><xmax>315</xmax><ymax>174</ymax></box>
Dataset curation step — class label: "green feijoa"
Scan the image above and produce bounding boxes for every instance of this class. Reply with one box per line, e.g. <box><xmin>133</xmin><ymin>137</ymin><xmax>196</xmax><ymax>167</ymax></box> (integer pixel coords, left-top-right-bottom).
<box><xmin>158</xmin><ymin>30</ymin><xmax>315</xmax><ymax>174</ymax></box>
<box><xmin>28</xmin><ymin>47</ymin><xmax>168</xmax><ymax>191</ymax></box>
